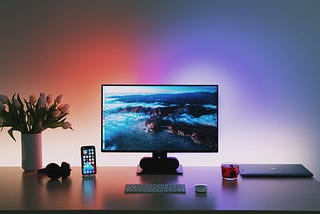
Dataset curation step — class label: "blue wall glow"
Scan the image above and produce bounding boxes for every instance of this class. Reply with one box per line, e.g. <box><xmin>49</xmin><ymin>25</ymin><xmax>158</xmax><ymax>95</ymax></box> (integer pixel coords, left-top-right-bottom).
<box><xmin>0</xmin><ymin>0</ymin><xmax>320</xmax><ymax>180</ymax></box>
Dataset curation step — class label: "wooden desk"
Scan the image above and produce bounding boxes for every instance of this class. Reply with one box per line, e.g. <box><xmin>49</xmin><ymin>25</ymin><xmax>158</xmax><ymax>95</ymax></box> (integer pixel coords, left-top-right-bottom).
<box><xmin>0</xmin><ymin>166</ymin><xmax>320</xmax><ymax>213</ymax></box>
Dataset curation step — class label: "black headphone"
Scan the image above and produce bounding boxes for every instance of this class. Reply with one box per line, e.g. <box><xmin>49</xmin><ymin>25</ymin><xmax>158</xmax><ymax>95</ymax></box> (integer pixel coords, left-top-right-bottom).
<box><xmin>38</xmin><ymin>162</ymin><xmax>71</xmax><ymax>179</ymax></box>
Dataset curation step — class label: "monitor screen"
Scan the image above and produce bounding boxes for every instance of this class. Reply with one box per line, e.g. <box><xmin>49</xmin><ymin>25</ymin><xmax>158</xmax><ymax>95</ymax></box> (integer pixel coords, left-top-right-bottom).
<box><xmin>101</xmin><ymin>84</ymin><xmax>218</xmax><ymax>153</ymax></box>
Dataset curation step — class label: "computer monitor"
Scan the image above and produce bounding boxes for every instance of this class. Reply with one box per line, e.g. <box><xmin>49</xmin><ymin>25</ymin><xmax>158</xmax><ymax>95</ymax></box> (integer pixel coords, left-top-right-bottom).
<box><xmin>101</xmin><ymin>84</ymin><xmax>218</xmax><ymax>174</ymax></box>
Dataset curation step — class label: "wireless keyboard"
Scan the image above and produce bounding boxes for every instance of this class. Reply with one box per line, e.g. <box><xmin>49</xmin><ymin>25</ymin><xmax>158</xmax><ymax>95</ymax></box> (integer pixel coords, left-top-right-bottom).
<box><xmin>125</xmin><ymin>183</ymin><xmax>186</xmax><ymax>193</ymax></box>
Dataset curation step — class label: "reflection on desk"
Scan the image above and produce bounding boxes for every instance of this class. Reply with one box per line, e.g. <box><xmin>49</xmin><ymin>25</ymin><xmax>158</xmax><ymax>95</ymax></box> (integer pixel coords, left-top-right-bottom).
<box><xmin>0</xmin><ymin>166</ymin><xmax>319</xmax><ymax>213</ymax></box>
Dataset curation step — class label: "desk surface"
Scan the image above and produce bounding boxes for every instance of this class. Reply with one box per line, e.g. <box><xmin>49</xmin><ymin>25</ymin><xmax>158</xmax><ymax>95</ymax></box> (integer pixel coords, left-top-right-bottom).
<box><xmin>0</xmin><ymin>166</ymin><xmax>320</xmax><ymax>213</ymax></box>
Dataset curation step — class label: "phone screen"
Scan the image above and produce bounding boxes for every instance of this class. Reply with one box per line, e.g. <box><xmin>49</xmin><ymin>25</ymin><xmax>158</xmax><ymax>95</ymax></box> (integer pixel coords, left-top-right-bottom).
<box><xmin>81</xmin><ymin>146</ymin><xmax>97</xmax><ymax>175</ymax></box>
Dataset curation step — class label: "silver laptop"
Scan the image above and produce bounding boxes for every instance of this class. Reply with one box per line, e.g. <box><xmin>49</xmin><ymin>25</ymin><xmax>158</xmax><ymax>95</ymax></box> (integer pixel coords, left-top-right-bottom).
<box><xmin>239</xmin><ymin>164</ymin><xmax>313</xmax><ymax>177</ymax></box>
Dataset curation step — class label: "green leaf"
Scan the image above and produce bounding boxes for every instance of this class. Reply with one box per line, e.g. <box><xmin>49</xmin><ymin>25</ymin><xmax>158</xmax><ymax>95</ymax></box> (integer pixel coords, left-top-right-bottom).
<box><xmin>7</xmin><ymin>128</ymin><xmax>16</xmax><ymax>142</ymax></box>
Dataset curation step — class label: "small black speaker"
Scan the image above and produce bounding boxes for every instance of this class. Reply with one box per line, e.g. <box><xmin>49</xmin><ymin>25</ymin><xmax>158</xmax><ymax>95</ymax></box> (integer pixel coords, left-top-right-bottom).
<box><xmin>139</xmin><ymin>157</ymin><xmax>179</xmax><ymax>171</ymax></box>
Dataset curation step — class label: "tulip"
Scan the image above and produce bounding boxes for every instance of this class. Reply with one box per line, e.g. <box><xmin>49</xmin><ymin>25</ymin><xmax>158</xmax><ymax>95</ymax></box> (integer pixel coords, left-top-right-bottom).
<box><xmin>39</xmin><ymin>97</ymin><xmax>46</xmax><ymax>108</ymax></box>
<box><xmin>0</xmin><ymin>95</ymin><xmax>8</xmax><ymax>104</ymax></box>
<box><xmin>61</xmin><ymin>104</ymin><xmax>70</xmax><ymax>114</ymax></box>
<box><xmin>29</xmin><ymin>95</ymin><xmax>37</xmax><ymax>105</ymax></box>
<box><xmin>37</xmin><ymin>93</ymin><xmax>46</xmax><ymax>108</ymax></box>
<box><xmin>52</xmin><ymin>109</ymin><xmax>61</xmax><ymax>118</ymax></box>
<box><xmin>62</xmin><ymin>121</ymin><xmax>72</xmax><ymax>129</ymax></box>
<box><xmin>55</xmin><ymin>95</ymin><xmax>63</xmax><ymax>104</ymax></box>
<box><xmin>39</xmin><ymin>93</ymin><xmax>46</xmax><ymax>99</ymax></box>
<box><xmin>46</xmin><ymin>95</ymin><xmax>53</xmax><ymax>104</ymax></box>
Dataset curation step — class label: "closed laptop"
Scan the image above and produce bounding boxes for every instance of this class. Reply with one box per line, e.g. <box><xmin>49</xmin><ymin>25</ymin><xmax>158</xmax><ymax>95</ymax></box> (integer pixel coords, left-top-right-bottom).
<box><xmin>239</xmin><ymin>164</ymin><xmax>313</xmax><ymax>178</ymax></box>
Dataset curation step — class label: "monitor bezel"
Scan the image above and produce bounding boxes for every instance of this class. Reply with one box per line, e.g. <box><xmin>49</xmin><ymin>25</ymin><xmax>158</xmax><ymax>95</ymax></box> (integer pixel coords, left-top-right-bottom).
<box><xmin>101</xmin><ymin>84</ymin><xmax>218</xmax><ymax>153</ymax></box>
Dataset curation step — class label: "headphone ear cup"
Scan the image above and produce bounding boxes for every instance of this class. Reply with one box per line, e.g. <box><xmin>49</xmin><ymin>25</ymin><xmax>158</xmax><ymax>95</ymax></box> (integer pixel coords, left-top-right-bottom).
<box><xmin>60</xmin><ymin>162</ymin><xmax>71</xmax><ymax>179</ymax></box>
<box><xmin>44</xmin><ymin>163</ymin><xmax>62</xmax><ymax>179</ymax></box>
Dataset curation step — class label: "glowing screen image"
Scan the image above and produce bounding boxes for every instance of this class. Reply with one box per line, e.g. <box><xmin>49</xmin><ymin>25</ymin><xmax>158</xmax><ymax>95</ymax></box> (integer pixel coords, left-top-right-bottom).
<box><xmin>102</xmin><ymin>85</ymin><xmax>218</xmax><ymax>152</ymax></box>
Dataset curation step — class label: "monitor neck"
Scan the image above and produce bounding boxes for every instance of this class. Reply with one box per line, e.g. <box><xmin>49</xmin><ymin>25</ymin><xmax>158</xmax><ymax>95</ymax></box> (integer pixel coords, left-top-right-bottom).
<box><xmin>152</xmin><ymin>151</ymin><xmax>168</xmax><ymax>159</ymax></box>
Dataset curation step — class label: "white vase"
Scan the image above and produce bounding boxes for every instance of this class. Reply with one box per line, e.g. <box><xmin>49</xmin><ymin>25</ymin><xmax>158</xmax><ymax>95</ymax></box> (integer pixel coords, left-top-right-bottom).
<box><xmin>21</xmin><ymin>133</ymin><xmax>42</xmax><ymax>171</ymax></box>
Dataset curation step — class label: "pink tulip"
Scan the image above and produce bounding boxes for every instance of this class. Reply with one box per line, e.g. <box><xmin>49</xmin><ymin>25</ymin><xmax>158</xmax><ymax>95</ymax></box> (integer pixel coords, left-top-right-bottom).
<box><xmin>55</xmin><ymin>95</ymin><xmax>63</xmax><ymax>104</ymax></box>
<box><xmin>0</xmin><ymin>95</ymin><xmax>8</xmax><ymax>104</ymax></box>
<box><xmin>61</xmin><ymin>104</ymin><xmax>70</xmax><ymax>114</ymax></box>
<box><xmin>62</xmin><ymin>121</ymin><xmax>72</xmax><ymax>129</ymax></box>
<box><xmin>29</xmin><ymin>95</ymin><xmax>37</xmax><ymax>105</ymax></box>
<box><xmin>46</xmin><ymin>95</ymin><xmax>53</xmax><ymax>104</ymax></box>
<box><xmin>52</xmin><ymin>110</ymin><xmax>61</xmax><ymax>118</ymax></box>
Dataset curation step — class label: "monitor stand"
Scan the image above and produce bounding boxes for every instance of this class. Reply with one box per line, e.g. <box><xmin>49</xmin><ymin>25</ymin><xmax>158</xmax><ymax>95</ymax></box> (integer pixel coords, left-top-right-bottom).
<box><xmin>136</xmin><ymin>151</ymin><xmax>183</xmax><ymax>175</ymax></box>
<box><xmin>136</xmin><ymin>164</ymin><xmax>183</xmax><ymax>175</ymax></box>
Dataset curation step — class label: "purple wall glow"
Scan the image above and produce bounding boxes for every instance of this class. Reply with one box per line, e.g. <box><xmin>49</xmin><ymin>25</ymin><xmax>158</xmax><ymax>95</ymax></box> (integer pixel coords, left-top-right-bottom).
<box><xmin>0</xmin><ymin>0</ymin><xmax>320</xmax><ymax>179</ymax></box>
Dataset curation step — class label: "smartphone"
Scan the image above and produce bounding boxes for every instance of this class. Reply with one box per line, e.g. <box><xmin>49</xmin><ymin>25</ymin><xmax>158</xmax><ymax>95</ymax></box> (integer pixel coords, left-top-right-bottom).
<box><xmin>81</xmin><ymin>145</ymin><xmax>97</xmax><ymax>175</ymax></box>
